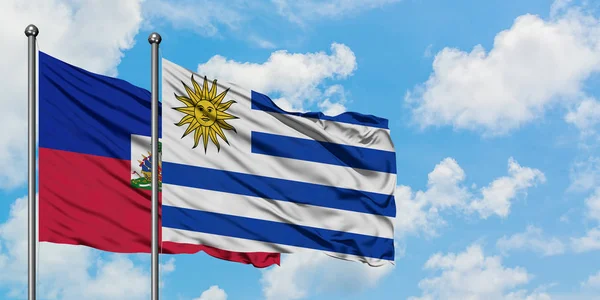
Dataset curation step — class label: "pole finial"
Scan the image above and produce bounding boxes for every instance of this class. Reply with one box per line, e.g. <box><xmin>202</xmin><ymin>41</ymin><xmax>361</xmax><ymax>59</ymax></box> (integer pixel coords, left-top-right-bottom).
<box><xmin>24</xmin><ymin>24</ymin><xmax>39</xmax><ymax>37</ymax></box>
<box><xmin>148</xmin><ymin>32</ymin><xmax>162</xmax><ymax>44</ymax></box>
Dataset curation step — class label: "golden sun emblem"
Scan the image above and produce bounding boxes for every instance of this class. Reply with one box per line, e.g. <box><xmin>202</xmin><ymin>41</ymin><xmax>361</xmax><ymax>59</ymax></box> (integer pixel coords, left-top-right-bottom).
<box><xmin>173</xmin><ymin>75</ymin><xmax>238</xmax><ymax>152</ymax></box>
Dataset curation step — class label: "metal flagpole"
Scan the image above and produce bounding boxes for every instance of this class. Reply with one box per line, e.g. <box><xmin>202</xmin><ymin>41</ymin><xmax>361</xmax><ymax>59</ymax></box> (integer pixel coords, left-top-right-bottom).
<box><xmin>148</xmin><ymin>32</ymin><xmax>162</xmax><ymax>300</ymax></box>
<box><xmin>25</xmin><ymin>24</ymin><xmax>39</xmax><ymax>300</ymax></box>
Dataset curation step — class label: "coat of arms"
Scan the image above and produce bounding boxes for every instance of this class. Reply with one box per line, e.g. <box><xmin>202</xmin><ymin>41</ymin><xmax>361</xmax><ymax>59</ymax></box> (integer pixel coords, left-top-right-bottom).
<box><xmin>131</xmin><ymin>141</ymin><xmax>162</xmax><ymax>190</ymax></box>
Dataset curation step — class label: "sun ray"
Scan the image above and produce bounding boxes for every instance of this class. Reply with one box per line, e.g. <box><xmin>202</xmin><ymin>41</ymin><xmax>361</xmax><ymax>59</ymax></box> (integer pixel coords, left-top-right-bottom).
<box><xmin>174</xmin><ymin>106</ymin><xmax>196</xmax><ymax>116</ymax></box>
<box><xmin>175</xmin><ymin>115</ymin><xmax>194</xmax><ymax>126</ymax></box>
<box><xmin>202</xmin><ymin>76</ymin><xmax>210</xmax><ymax>99</ymax></box>
<box><xmin>182</xmin><ymin>119</ymin><xmax>200</xmax><ymax>138</ymax></box>
<box><xmin>218</xmin><ymin>100</ymin><xmax>236</xmax><ymax>112</ymax></box>
<box><xmin>191</xmin><ymin>75</ymin><xmax>203</xmax><ymax>100</ymax></box>
<box><xmin>211</xmin><ymin>123</ymin><xmax>229</xmax><ymax>145</ymax></box>
<box><xmin>217</xmin><ymin>119</ymin><xmax>236</xmax><ymax>132</ymax></box>
<box><xmin>202</xmin><ymin>126</ymin><xmax>209</xmax><ymax>152</ymax></box>
<box><xmin>209</xmin><ymin>128</ymin><xmax>220</xmax><ymax>151</ymax></box>
<box><xmin>209</xmin><ymin>79</ymin><xmax>217</xmax><ymax>99</ymax></box>
<box><xmin>217</xmin><ymin>111</ymin><xmax>238</xmax><ymax>120</ymax></box>
<box><xmin>175</xmin><ymin>93</ymin><xmax>194</xmax><ymax>107</ymax></box>
<box><xmin>211</xmin><ymin>89</ymin><xmax>228</xmax><ymax>107</ymax></box>
<box><xmin>182</xmin><ymin>82</ymin><xmax>201</xmax><ymax>103</ymax></box>
<box><xmin>193</xmin><ymin>125</ymin><xmax>203</xmax><ymax>149</ymax></box>
<box><xmin>174</xmin><ymin>76</ymin><xmax>238</xmax><ymax>152</ymax></box>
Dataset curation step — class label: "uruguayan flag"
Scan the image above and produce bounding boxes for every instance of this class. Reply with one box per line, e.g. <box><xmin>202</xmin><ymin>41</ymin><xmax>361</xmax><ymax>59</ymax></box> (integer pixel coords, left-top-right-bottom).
<box><xmin>161</xmin><ymin>58</ymin><xmax>396</xmax><ymax>266</ymax></box>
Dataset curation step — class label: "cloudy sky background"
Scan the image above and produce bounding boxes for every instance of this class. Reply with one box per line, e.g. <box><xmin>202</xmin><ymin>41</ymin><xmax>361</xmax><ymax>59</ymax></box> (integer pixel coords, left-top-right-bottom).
<box><xmin>1</xmin><ymin>0</ymin><xmax>600</xmax><ymax>299</ymax></box>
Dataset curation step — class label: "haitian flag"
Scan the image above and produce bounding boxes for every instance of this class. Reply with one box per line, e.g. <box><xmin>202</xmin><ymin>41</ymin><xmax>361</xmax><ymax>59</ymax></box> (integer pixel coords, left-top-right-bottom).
<box><xmin>38</xmin><ymin>51</ymin><xmax>280</xmax><ymax>268</ymax></box>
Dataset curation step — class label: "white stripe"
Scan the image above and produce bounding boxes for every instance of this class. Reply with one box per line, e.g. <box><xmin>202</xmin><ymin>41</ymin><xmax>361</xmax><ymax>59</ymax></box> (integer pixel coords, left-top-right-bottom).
<box><xmin>163</xmin><ymin>227</ymin><xmax>393</xmax><ymax>266</ymax></box>
<box><xmin>164</xmin><ymin>147</ymin><xmax>396</xmax><ymax>195</ymax></box>
<box><xmin>163</xmin><ymin>184</ymin><xmax>395</xmax><ymax>239</ymax></box>
<box><xmin>161</xmin><ymin>58</ymin><xmax>394</xmax><ymax>152</ymax></box>
<box><xmin>254</xmin><ymin>111</ymin><xmax>394</xmax><ymax>152</ymax></box>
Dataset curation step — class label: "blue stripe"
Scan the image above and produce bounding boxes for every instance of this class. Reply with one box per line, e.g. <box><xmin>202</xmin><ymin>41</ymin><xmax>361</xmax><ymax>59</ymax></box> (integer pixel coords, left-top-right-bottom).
<box><xmin>251</xmin><ymin>132</ymin><xmax>396</xmax><ymax>174</ymax></box>
<box><xmin>162</xmin><ymin>205</ymin><xmax>394</xmax><ymax>260</ymax></box>
<box><xmin>251</xmin><ymin>90</ymin><xmax>389</xmax><ymax>129</ymax></box>
<box><xmin>162</xmin><ymin>163</ymin><xmax>396</xmax><ymax>218</ymax></box>
<box><xmin>39</xmin><ymin>51</ymin><xmax>161</xmax><ymax>159</ymax></box>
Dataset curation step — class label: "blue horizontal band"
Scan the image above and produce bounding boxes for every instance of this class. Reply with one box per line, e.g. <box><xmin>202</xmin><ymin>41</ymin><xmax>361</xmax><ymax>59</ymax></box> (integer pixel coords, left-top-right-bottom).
<box><xmin>251</xmin><ymin>131</ymin><xmax>396</xmax><ymax>174</ymax></box>
<box><xmin>162</xmin><ymin>205</ymin><xmax>395</xmax><ymax>260</ymax></box>
<box><xmin>162</xmin><ymin>162</ymin><xmax>396</xmax><ymax>218</ymax></box>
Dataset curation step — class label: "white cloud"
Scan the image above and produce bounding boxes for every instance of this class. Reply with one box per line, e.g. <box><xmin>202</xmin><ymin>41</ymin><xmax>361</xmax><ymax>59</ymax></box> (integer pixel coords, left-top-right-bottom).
<box><xmin>194</xmin><ymin>285</ymin><xmax>228</xmax><ymax>300</ymax></box>
<box><xmin>468</xmin><ymin>158</ymin><xmax>546</xmax><ymax>219</ymax></box>
<box><xmin>409</xmin><ymin>244</ymin><xmax>549</xmax><ymax>300</ymax></box>
<box><xmin>0</xmin><ymin>0</ymin><xmax>144</xmax><ymax>189</ymax></box>
<box><xmin>571</xmin><ymin>228</ymin><xmax>600</xmax><ymax>253</ymax></box>
<box><xmin>142</xmin><ymin>0</ymin><xmax>400</xmax><ymax>46</ymax></box>
<box><xmin>569</xmin><ymin>156</ymin><xmax>600</xmax><ymax>192</ymax></box>
<box><xmin>565</xmin><ymin>97</ymin><xmax>600</xmax><ymax>137</ymax></box>
<box><xmin>395</xmin><ymin>157</ymin><xmax>545</xmax><ymax>237</ymax></box>
<box><xmin>550</xmin><ymin>0</ymin><xmax>574</xmax><ymax>17</ymax></box>
<box><xmin>569</xmin><ymin>184</ymin><xmax>600</xmax><ymax>253</ymax></box>
<box><xmin>272</xmin><ymin>0</ymin><xmax>401</xmax><ymax>25</ymax></box>
<box><xmin>394</xmin><ymin>157</ymin><xmax>469</xmax><ymax>238</ymax></box>
<box><xmin>423</xmin><ymin>44</ymin><xmax>434</xmax><ymax>58</ymax></box>
<box><xmin>196</xmin><ymin>43</ymin><xmax>356</xmax><ymax>111</ymax></box>
<box><xmin>142</xmin><ymin>0</ymin><xmax>245</xmax><ymax>37</ymax></box>
<box><xmin>0</xmin><ymin>195</ymin><xmax>175</xmax><ymax>299</ymax></box>
<box><xmin>272</xmin><ymin>98</ymin><xmax>305</xmax><ymax>113</ymax></box>
<box><xmin>318</xmin><ymin>99</ymin><xmax>346</xmax><ymax>116</ymax></box>
<box><xmin>70</xmin><ymin>255</ymin><xmax>149</xmax><ymax>300</ymax></box>
<box><xmin>394</xmin><ymin>185</ymin><xmax>446</xmax><ymax>238</ymax></box>
<box><xmin>421</xmin><ymin>157</ymin><xmax>471</xmax><ymax>209</ymax></box>
<box><xmin>160</xmin><ymin>257</ymin><xmax>176</xmax><ymax>273</ymax></box>
<box><xmin>260</xmin><ymin>251</ymin><xmax>394</xmax><ymax>300</ymax></box>
<box><xmin>582</xmin><ymin>271</ymin><xmax>600</xmax><ymax>289</ymax></box>
<box><xmin>585</xmin><ymin>188</ymin><xmax>600</xmax><ymax>222</ymax></box>
<box><xmin>570</xmin><ymin>186</ymin><xmax>600</xmax><ymax>254</ymax></box>
<box><xmin>317</xmin><ymin>85</ymin><xmax>348</xmax><ymax>116</ymax></box>
<box><xmin>248</xmin><ymin>35</ymin><xmax>277</xmax><ymax>49</ymax></box>
<box><xmin>504</xmin><ymin>290</ymin><xmax>553</xmax><ymax>300</ymax></box>
<box><xmin>496</xmin><ymin>225</ymin><xmax>566</xmax><ymax>256</ymax></box>
<box><xmin>405</xmin><ymin>5</ymin><xmax>600</xmax><ymax>136</ymax></box>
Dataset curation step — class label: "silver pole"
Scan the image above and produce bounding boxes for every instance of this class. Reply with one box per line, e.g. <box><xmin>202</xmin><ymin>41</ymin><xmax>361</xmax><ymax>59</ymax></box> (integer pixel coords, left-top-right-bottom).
<box><xmin>148</xmin><ymin>32</ymin><xmax>162</xmax><ymax>300</ymax></box>
<box><xmin>25</xmin><ymin>24</ymin><xmax>39</xmax><ymax>300</ymax></box>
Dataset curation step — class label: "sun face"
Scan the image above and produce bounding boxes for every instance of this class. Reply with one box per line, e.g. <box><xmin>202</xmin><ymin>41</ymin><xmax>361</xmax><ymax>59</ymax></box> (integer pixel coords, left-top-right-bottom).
<box><xmin>195</xmin><ymin>100</ymin><xmax>217</xmax><ymax>127</ymax></box>
<box><xmin>173</xmin><ymin>75</ymin><xmax>238</xmax><ymax>152</ymax></box>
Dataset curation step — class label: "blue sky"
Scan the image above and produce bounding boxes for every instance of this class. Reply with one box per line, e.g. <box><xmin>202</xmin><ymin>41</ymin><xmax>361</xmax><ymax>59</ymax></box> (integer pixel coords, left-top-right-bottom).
<box><xmin>1</xmin><ymin>0</ymin><xmax>600</xmax><ymax>299</ymax></box>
